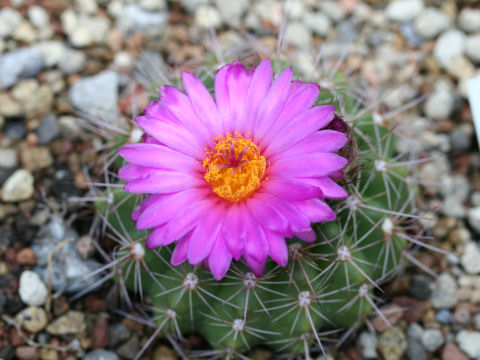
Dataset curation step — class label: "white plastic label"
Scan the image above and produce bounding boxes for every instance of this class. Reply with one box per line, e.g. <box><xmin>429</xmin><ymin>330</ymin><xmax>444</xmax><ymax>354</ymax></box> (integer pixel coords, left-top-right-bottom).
<box><xmin>467</xmin><ymin>76</ymin><xmax>480</xmax><ymax>148</ymax></box>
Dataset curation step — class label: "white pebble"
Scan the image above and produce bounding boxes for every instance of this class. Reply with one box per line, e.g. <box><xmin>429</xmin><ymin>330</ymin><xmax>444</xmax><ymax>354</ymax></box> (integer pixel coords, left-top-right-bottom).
<box><xmin>433</xmin><ymin>29</ymin><xmax>466</xmax><ymax>68</ymax></box>
<box><xmin>386</xmin><ymin>0</ymin><xmax>424</xmax><ymax>22</ymax></box>
<box><xmin>19</xmin><ymin>271</ymin><xmax>48</xmax><ymax>306</ymax></box>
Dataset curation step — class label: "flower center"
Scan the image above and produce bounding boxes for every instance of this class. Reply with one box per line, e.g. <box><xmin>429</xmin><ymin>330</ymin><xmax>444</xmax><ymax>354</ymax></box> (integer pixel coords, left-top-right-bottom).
<box><xmin>203</xmin><ymin>133</ymin><xmax>266</xmax><ymax>202</ymax></box>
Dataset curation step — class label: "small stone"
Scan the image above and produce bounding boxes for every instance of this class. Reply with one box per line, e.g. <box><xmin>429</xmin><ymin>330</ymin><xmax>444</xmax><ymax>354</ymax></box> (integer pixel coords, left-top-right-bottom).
<box><xmin>108</xmin><ymin>323</ymin><xmax>132</xmax><ymax>348</ymax></box>
<box><xmin>84</xmin><ymin>349</ymin><xmax>119</xmax><ymax>360</ymax></box>
<box><xmin>0</xmin><ymin>92</ymin><xmax>22</xmax><ymax>117</ymax></box>
<box><xmin>400</xmin><ymin>22</ymin><xmax>423</xmax><ymax>47</ymax></box>
<box><xmin>468</xmin><ymin>207</ymin><xmax>480</xmax><ymax>233</ymax></box>
<box><xmin>0</xmin><ymin>7</ymin><xmax>22</xmax><ymax>38</ymax></box>
<box><xmin>474</xmin><ymin>313</ymin><xmax>480</xmax><ymax>330</ymax></box>
<box><xmin>116</xmin><ymin>4</ymin><xmax>168</xmax><ymax>34</ymax></box>
<box><xmin>461</xmin><ymin>242</ymin><xmax>480</xmax><ymax>274</ymax></box>
<box><xmin>357</xmin><ymin>331</ymin><xmax>377</xmax><ymax>359</ymax></box>
<box><xmin>414</xmin><ymin>8</ymin><xmax>450</xmax><ymax>39</ymax></box>
<box><xmin>214</xmin><ymin>0</ymin><xmax>248</xmax><ymax>25</ymax></box>
<box><xmin>304</xmin><ymin>12</ymin><xmax>332</xmax><ymax>37</ymax></box>
<box><xmin>58</xmin><ymin>48</ymin><xmax>86</xmax><ymax>74</ymax></box>
<box><xmin>466</xmin><ymin>35</ymin><xmax>480</xmax><ymax>63</ymax></box>
<box><xmin>28</xmin><ymin>6</ymin><xmax>50</xmax><ymax>29</ymax></box>
<box><xmin>0</xmin><ymin>148</ymin><xmax>18</xmax><ymax>168</ymax></box>
<box><xmin>180</xmin><ymin>0</ymin><xmax>208</xmax><ymax>12</ymax></box>
<box><xmin>378</xmin><ymin>326</ymin><xmax>407</xmax><ymax>360</ymax></box>
<box><xmin>371</xmin><ymin>304</ymin><xmax>403</xmax><ymax>332</ymax></box>
<box><xmin>195</xmin><ymin>5</ymin><xmax>221</xmax><ymax>28</ymax></box>
<box><xmin>1</xmin><ymin>169</ymin><xmax>34</xmax><ymax>202</ymax></box>
<box><xmin>406</xmin><ymin>324</ymin><xmax>426</xmax><ymax>360</ymax></box>
<box><xmin>16</xmin><ymin>248</ymin><xmax>36</xmax><ymax>266</ymax></box>
<box><xmin>13</xmin><ymin>21</ymin><xmax>37</xmax><ymax>43</ymax></box>
<box><xmin>69</xmin><ymin>71</ymin><xmax>119</xmax><ymax>124</ymax></box>
<box><xmin>459</xmin><ymin>8</ymin><xmax>480</xmax><ymax>33</ymax></box>
<box><xmin>285</xmin><ymin>22</ymin><xmax>312</xmax><ymax>48</ymax></box>
<box><xmin>37</xmin><ymin>115</ymin><xmax>60</xmax><ymax>145</ymax></box>
<box><xmin>113</xmin><ymin>51</ymin><xmax>133</xmax><ymax>68</ymax></box>
<box><xmin>15</xmin><ymin>306</ymin><xmax>48</xmax><ymax>333</ymax></box>
<box><xmin>434</xmin><ymin>29</ymin><xmax>466</xmax><ymax>68</ymax></box>
<box><xmin>46</xmin><ymin>311</ymin><xmax>86</xmax><ymax>335</ymax></box>
<box><xmin>319</xmin><ymin>1</ymin><xmax>346</xmax><ymax>22</ymax></box>
<box><xmin>116</xmin><ymin>335</ymin><xmax>140</xmax><ymax>359</ymax></box>
<box><xmin>442</xmin><ymin>343</ymin><xmax>468</xmax><ymax>360</ymax></box>
<box><xmin>436</xmin><ymin>309</ymin><xmax>451</xmax><ymax>324</ymax></box>
<box><xmin>19</xmin><ymin>271</ymin><xmax>47</xmax><ymax>306</ymax></box>
<box><xmin>61</xmin><ymin>10</ymin><xmax>110</xmax><ymax>47</ymax></box>
<box><xmin>12</xmin><ymin>80</ymin><xmax>53</xmax><ymax>118</ymax></box>
<box><xmin>76</xmin><ymin>0</ymin><xmax>98</xmax><ymax>14</ymax></box>
<box><xmin>452</xmin><ymin>307</ymin><xmax>471</xmax><ymax>325</ymax></box>
<box><xmin>20</xmin><ymin>146</ymin><xmax>54</xmax><ymax>172</ymax></box>
<box><xmin>450</xmin><ymin>124</ymin><xmax>473</xmax><ymax>152</ymax></box>
<box><xmin>92</xmin><ymin>316</ymin><xmax>109</xmax><ymax>349</ymax></box>
<box><xmin>421</xmin><ymin>328</ymin><xmax>444</xmax><ymax>352</ymax></box>
<box><xmin>385</xmin><ymin>0</ymin><xmax>424</xmax><ymax>22</ymax></box>
<box><xmin>0</xmin><ymin>48</ymin><xmax>44</xmax><ymax>89</ymax></box>
<box><xmin>424</xmin><ymin>80</ymin><xmax>454</xmax><ymax>119</ymax></box>
<box><xmin>457</xmin><ymin>330</ymin><xmax>480</xmax><ymax>358</ymax></box>
<box><xmin>284</xmin><ymin>0</ymin><xmax>305</xmax><ymax>20</ymax></box>
<box><xmin>15</xmin><ymin>346</ymin><xmax>39</xmax><ymax>360</ymax></box>
<box><xmin>409</xmin><ymin>274</ymin><xmax>432</xmax><ymax>299</ymax></box>
<box><xmin>431</xmin><ymin>273</ymin><xmax>458</xmax><ymax>309</ymax></box>
<box><xmin>39</xmin><ymin>348</ymin><xmax>57</xmax><ymax>360</ymax></box>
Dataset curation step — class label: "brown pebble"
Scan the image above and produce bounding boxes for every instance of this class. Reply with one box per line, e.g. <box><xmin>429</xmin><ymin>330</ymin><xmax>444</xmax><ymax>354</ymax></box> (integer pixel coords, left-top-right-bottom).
<box><xmin>371</xmin><ymin>304</ymin><xmax>403</xmax><ymax>332</ymax></box>
<box><xmin>91</xmin><ymin>317</ymin><xmax>109</xmax><ymax>349</ymax></box>
<box><xmin>52</xmin><ymin>296</ymin><xmax>69</xmax><ymax>317</ymax></box>
<box><xmin>345</xmin><ymin>345</ymin><xmax>366</xmax><ymax>360</ymax></box>
<box><xmin>393</xmin><ymin>296</ymin><xmax>427</xmax><ymax>323</ymax></box>
<box><xmin>16</xmin><ymin>248</ymin><xmax>37</xmax><ymax>266</ymax></box>
<box><xmin>9</xmin><ymin>327</ymin><xmax>28</xmax><ymax>346</ymax></box>
<box><xmin>442</xmin><ymin>343</ymin><xmax>468</xmax><ymax>360</ymax></box>
<box><xmin>15</xmin><ymin>346</ymin><xmax>39</xmax><ymax>360</ymax></box>
<box><xmin>39</xmin><ymin>348</ymin><xmax>58</xmax><ymax>360</ymax></box>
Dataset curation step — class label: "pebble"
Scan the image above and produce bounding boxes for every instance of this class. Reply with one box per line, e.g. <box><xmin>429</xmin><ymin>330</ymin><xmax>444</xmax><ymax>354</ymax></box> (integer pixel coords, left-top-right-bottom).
<box><xmin>69</xmin><ymin>70</ymin><xmax>119</xmax><ymax>124</ymax></box>
<box><xmin>409</xmin><ymin>274</ymin><xmax>432</xmax><ymax>300</ymax></box>
<box><xmin>12</xmin><ymin>80</ymin><xmax>53</xmax><ymax>119</ymax></box>
<box><xmin>400</xmin><ymin>22</ymin><xmax>423</xmax><ymax>47</ymax></box>
<box><xmin>46</xmin><ymin>311</ymin><xmax>86</xmax><ymax>335</ymax></box>
<box><xmin>1</xmin><ymin>169</ymin><xmax>34</xmax><ymax>202</ymax></box>
<box><xmin>117</xmin><ymin>4</ymin><xmax>168</xmax><ymax>34</ymax></box>
<box><xmin>37</xmin><ymin>115</ymin><xmax>60</xmax><ymax>145</ymax></box>
<box><xmin>319</xmin><ymin>1</ymin><xmax>346</xmax><ymax>22</ymax></box>
<box><xmin>424</xmin><ymin>80</ymin><xmax>455</xmax><ymax>120</ymax></box>
<box><xmin>468</xmin><ymin>207</ymin><xmax>480</xmax><ymax>233</ymax></box>
<box><xmin>357</xmin><ymin>331</ymin><xmax>377</xmax><ymax>359</ymax></box>
<box><xmin>421</xmin><ymin>328</ymin><xmax>444</xmax><ymax>352</ymax></box>
<box><xmin>116</xmin><ymin>335</ymin><xmax>141</xmax><ymax>359</ymax></box>
<box><xmin>406</xmin><ymin>324</ymin><xmax>427</xmax><ymax>360</ymax></box>
<box><xmin>466</xmin><ymin>34</ymin><xmax>480</xmax><ymax>63</ymax></box>
<box><xmin>461</xmin><ymin>241</ymin><xmax>480</xmax><ymax>274</ymax></box>
<box><xmin>84</xmin><ymin>349</ymin><xmax>119</xmax><ymax>360</ymax></box>
<box><xmin>61</xmin><ymin>10</ymin><xmax>110</xmax><ymax>47</ymax></box>
<box><xmin>385</xmin><ymin>0</ymin><xmax>424</xmax><ymax>22</ymax></box>
<box><xmin>458</xmin><ymin>8</ymin><xmax>480</xmax><ymax>33</ymax></box>
<box><xmin>414</xmin><ymin>8</ymin><xmax>450</xmax><ymax>39</ymax></box>
<box><xmin>214</xmin><ymin>0</ymin><xmax>248</xmax><ymax>25</ymax></box>
<box><xmin>13</xmin><ymin>21</ymin><xmax>37</xmax><ymax>43</ymax></box>
<box><xmin>0</xmin><ymin>7</ymin><xmax>22</xmax><ymax>38</ymax></box>
<box><xmin>181</xmin><ymin>0</ymin><xmax>208</xmax><ymax>12</ymax></box>
<box><xmin>0</xmin><ymin>48</ymin><xmax>44</xmax><ymax>89</ymax></box>
<box><xmin>58</xmin><ymin>48</ymin><xmax>86</xmax><ymax>74</ymax></box>
<box><xmin>378</xmin><ymin>326</ymin><xmax>407</xmax><ymax>360</ymax></box>
<box><xmin>457</xmin><ymin>330</ymin><xmax>480</xmax><ymax>358</ymax></box>
<box><xmin>474</xmin><ymin>313</ymin><xmax>480</xmax><ymax>330</ymax></box>
<box><xmin>15</xmin><ymin>346</ymin><xmax>39</xmax><ymax>360</ymax></box>
<box><xmin>285</xmin><ymin>22</ymin><xmax>312</xmax><ymax>48</ymax></box>
<box><xmin>18</xmin><ymin>270</ymin><xmax>47</xmax><ymax>306</ymax></box>
<box><xmin>195</xmin><ymin>5</ymin><xmax>222</xmax><ymax>28</ymax></box>
<box><xmin>433</xmin><ymin>29</ymin><xmax>466</xmax><ymax>68</ymax></box>
<box><xmin>431</xmin><ymin>273</ymin><xmax>458</xmax><ymax>309</ymax></box>
<box><xmin>0</xmin><ymin>92</ymin><xmax>22</xmax><ymax>117</ymax></box>
<box><xmin>304</xmin><ymin>12</ymin><xmax>332</xmax><ymax>37</ymax></box>
<box><xmin>450</xmin><ymin>124</ymin><xmax>473</xmax><ymax>152</ymax></box>
<box><xmin>91</xmin><ymin>316</ymin><xmax>109</xmax><ymax>348</ymax></box>
<box><xmin>20</xmin><ymin>146</ymin><xmax>54</xmax><ymax>172</ymax></box>
<box><xmin>442</xmin><ymin>343</ymin><xmax>468</xmax><ymax>360</ymax></box>
<box><xmin>15</xmin><ymin>306</ymin><xmax>48</xmax><ymax>333</ymax></box>
<box><xmin>0</xmin><ymin>148</ymin><xmax>18</xmax><ymax>168</ymax></box>
<box><xmin>436</xmin><ymin>309</ymin><xmax>452</xmax><ymax>324</ymax></box>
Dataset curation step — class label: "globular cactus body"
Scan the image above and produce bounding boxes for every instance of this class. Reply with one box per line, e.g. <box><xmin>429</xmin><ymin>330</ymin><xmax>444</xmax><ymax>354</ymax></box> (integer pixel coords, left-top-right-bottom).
<box><xmin>93</xmin><ymin>58</ymin><xmax>421</xmax><ymax>358</ymax></box>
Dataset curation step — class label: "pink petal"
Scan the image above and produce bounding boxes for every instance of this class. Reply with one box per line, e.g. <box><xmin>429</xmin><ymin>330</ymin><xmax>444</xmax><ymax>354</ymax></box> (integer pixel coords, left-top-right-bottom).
<box><xmin>208</xmin><ymin>237</ymin><xmax>233</xmax><ymax>280</ymax></box>
<box><xmin>170</xmin><ymin>235</ymin><xmax>190</xmax><ymax>265</ymax></box>
<box><xmin>119</xmin><ymin>143</ymin><xmax>202</xmax><ymax>172</ymax></box>
<box><xmin>270</xmin><ymin>153</ymin><xmax>348</xmax><ymax>178</ymax></box>
<box><xmin>270</xmin><ymin>130</ymin><xmax>348</xmax><ymax>160</ymax></box>
<box><xmin>263</xmin><ymin>105</ymin><xmax>336</xmax><ymax>157</ymax></box>
<box><xmin>182</xmin><ymin>72</ymin><xmax>223</xmax><ymax>136</ymax></box>
<box><xmin>295</xmin><ymin>229</ymin><xmax>316</xmax><ymax>243</ymax></box>
<box><xmin>246</xmin><ymin>196</ymin><xmax>289</xmax><ymax>233</ymax></box>
<box><xmin>243</xmin><ymin>255</ymin><xmax>265</xmax><ymax>278</ymax></box>
<box><xmin>244</xmin><ymin>214</ymin><xmax>269</xmax><ymax>264</ymax></box>
<box><xmin>132</xmin><ymin>194</ymin><xmax>164</xmax><ymax>222</ymax></box>
<box><xmin>146</xmin><ymin>226</ymin><xmax>173</xmax><ymax>249</ymax></box>
<box><xmin>187</xmin><ymin>204</ymin><xmax>226</xmax><ymax>265</ymax></box>
<box><xmin>243</xmin><ymin>59</ymin><xmax>273</xmax><ymax>134</ymax></box>
<box><xmin>294</xmin><ymin>198</ymin><xmax>336</xmax><ymax>222</ymax></box>
<box><xmin>136</xmin><ymin>116</ymin><xmax>203</xmax><ymax>159</ymax></box>
<box><xmin>223</xmin><ymin>203</ymin><xmax>246</xmax><ymax>260</ymax></box>
<box><xmin>265</xmin><ymin>231</ymin><xmax>288</xmax><ymax>266</ymax></box>
<box><xmin>262</xmin><ymin>179</ymin><xmax>323</xmax><ymax>201</ymax></box>
<box><xmin>124</xmin><ymin>170</ymin><xmax>205</xmax><ymax>194</ymax></box>
<box><xmin>136</xmin><ymin>189</ymin><xmax>210</xmax><ymax>229</ymax></box>
<box><xmin>299</xmin><ymin>177</ymin><xmax>348</xmax><ymax>200</ymax></box>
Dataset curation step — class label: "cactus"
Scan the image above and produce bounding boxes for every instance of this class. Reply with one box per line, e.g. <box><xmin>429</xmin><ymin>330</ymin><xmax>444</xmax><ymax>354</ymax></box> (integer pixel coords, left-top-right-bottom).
<box><xmin>85</xmin><ymin>53</ymin><xmax>431</xmax><ymax>359</ymax></box>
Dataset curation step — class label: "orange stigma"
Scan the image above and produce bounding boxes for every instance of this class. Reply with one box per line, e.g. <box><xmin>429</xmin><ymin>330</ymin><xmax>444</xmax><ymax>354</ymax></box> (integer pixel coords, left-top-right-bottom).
<box><xmin>203</xmin><ymin>132</ymin><xmax>266</xmax><ymax>202</ymax></box>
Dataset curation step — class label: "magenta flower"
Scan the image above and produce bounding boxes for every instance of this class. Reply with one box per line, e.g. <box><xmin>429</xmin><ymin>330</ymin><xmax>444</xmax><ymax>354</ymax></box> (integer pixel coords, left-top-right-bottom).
<box><xmin>118</xmin><ymin>60</ymin><xmax>349</xmax><ymax>279</ymax></box>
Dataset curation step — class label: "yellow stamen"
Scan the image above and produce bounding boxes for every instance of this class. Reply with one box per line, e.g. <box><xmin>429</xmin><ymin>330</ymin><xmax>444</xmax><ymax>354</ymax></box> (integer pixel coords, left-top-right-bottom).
<box><xmin>203</xmin><ymin>132</ymin><xmax>266</xmax><ymax>202</ymax></box>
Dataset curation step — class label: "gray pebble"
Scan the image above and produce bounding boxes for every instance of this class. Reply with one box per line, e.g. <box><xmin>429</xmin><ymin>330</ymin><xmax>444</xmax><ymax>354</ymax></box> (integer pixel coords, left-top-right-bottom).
<box><xmin>36</xmin><ymin>114</ymin><xmax>60</xmax><ymax>144</ymax></box>
<box><xmin>409</xmin><ymin>274</ymin><xmax>432</xmax><ymax>300</ymax></box>
<box><xmin>0</xmin><ymin>48</ymin><xmax>43</xmax><ymax>89</ymax></box>
<box><xmin>421</xmin><ymin>328</ymin><xmax>444</xmax><ymax>352</ymax></box>
<box><xmin>436</xmin><ymin>309</ymin><xmax>452</xmax><ymax>324</ymax></box>
<box><xmin>414</xmin><ymin>7</ymin><xmax>451</xmax><ymax>39</ymax></box>
<box><xmin>431</xmin><ymin>273</ymin><xmax>458</xmax><ymax>309</ymax></box>
<box><xmin>84</xmin><ymin>350</ymin><xmax>120</xmax><ymax>360</ymax></box>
